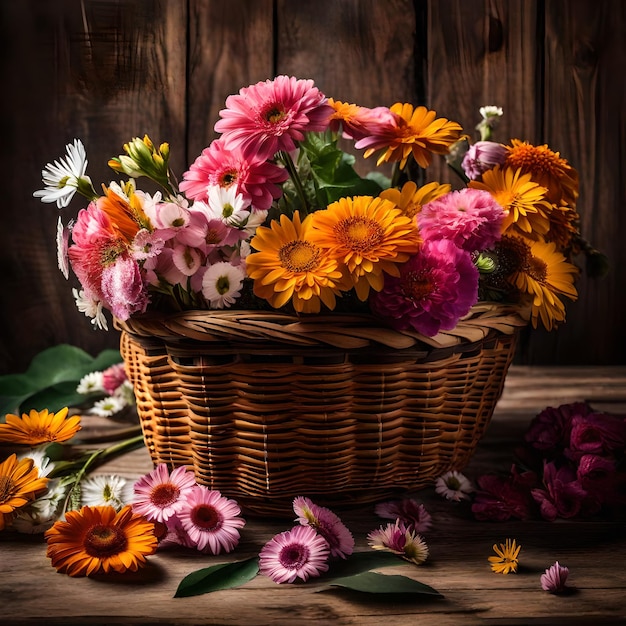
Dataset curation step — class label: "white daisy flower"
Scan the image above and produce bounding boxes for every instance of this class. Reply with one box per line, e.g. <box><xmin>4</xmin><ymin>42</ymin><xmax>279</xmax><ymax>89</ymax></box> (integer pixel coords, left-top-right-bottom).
<box><xmin>72</xmin><ymin>288</ymin><xmax>109</xmax><ymax>330</ymax></box>
<box><xmin>13</xmin><ymin>478</ymin><xmax>69</xmax><ymax>534</ymax></box>
<box><xmin>17</xmin><ymin>446</ymin><xmax>55</xmax><ymax>477</ymax></box>
<box><xmin>80</xmin><ymin>474</ymin><xmax>133</xmax><ymax>510</ymax></box>
<box><xmin>33</xmin><ymin>139</ymin><xmax>90</xmax><ymax>208</ymax></box>
<box><xmin>90</xmin><ymin>395</ymin><xmax>126</xmax><ymax>417</ymax></box>
<box><xmin>435</xmin><ymin>470</ymin><xmax>474</xmax><ymax>502</ymax></box>
<box><xmin>206</xmin><ymin>184</ymin><xmax>250</xmax><ymax>227</ymax></box>
<box><xmin>113</xmin><ymin>380</ymin><xmax>136</xmax><ymax>406</ymax></box>
<box><xmin>201</xmin><ymin>261</ymin><xmax>245</xmax><ymax>309</ymax></box>
<box><xmin>76</xmin><ymin>371</ymin><xmax>105</xmax><ymax>395</ymax></box>
<box><xmin>479</xmin><ymin>105</ymin><xmax>503</xmax><ymax>120</ymax></box>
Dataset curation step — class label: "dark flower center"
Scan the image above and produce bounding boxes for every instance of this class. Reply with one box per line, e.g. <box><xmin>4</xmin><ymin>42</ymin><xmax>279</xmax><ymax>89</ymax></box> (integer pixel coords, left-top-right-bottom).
<box><xmin>0</xmin><ymin>475</ymin><xmax>14</xmax><ymax>502</ymax></box>
<box><xmin>219</xmin><ymin>170</ymin><xmax>238</xmax><ymax>187</ymax></box>
<box><xmin>84</xmin><ymin>524</ymin><xmax>128</xmax><ymax>557</ymax></box>
<box><xmin>150</xmin><ymin>482</ymin><xmax>179</xmax><ymax>507</ymax></box>
<box><xmin>191</xmin><ymin>504</ymin><xmax>221</xmax><ymax>531</ymax></box>
<box><xmin>216</xmin><ymin>276</ymin><xmax>231</xmax><ymax>295</ymax></box>
<box><xmin>527</xmin><ymin>256</ymin><xmax>548</xmax><ymax>283</ymax></box>
<box><xmin>404</xmin><ymin>270</ymin><xmax>434</xmax><ymax>301</ymax></box>
<box><xmin>279</xmin><ymin>544</ymin><xmax>309</xmax><ymax>569</ymax></box>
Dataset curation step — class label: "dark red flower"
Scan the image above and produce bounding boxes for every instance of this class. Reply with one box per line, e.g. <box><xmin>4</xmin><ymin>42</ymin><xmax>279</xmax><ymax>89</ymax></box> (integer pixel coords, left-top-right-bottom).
<box><xmin>566</xmin><ymin>412</ymin><xmax>626</xmax><ymax>462</ymax></box>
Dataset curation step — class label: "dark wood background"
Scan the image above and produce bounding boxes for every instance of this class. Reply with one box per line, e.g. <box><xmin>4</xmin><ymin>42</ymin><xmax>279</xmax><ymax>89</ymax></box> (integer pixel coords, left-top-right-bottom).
<box><xmin>1</xmin><ymin>0</ymin><xmax>624</xmax><ymax>375</ymax></box>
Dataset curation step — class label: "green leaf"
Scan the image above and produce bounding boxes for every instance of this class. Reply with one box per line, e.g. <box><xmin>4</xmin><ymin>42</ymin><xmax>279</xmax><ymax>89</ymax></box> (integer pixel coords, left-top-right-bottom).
<box><xmin>24</xmin><ymin>345</ymin><xmax>95</xmax><ymax>386</ymax></box>
<box><xmin>23</xmin><ymin>382</ymin><xmax>87</xmax><ymax>414</ymax></box>
<box><xmin>174</xmin><ymin>557</ymin><xmax>260</xmax><ymax>598</ymax></box>
<box><xmin>329</xmin><ymin>572</ymin><xmax>442</xmax><ymax>596</ymax></box>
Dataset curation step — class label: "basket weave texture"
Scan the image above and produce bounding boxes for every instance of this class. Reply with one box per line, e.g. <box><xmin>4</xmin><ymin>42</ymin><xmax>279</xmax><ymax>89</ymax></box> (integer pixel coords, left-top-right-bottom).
<box><xmin>117</xmin><ymin>302</ymin><xmax>527</xmax><ymax>515</ymax></box>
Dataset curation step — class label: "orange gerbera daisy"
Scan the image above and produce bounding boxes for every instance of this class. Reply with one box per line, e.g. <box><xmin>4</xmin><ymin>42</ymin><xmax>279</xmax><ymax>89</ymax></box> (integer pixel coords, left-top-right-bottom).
<box><xmin>546</xmin><ymin>203</ymin><xmax>581</xmax><ymax>250</ymax></box>
<box><xmin>511</xmin><ymin>239</ymin><xmax>579</xmax><ymax>330</ymax></box>
<box><xmin>97</xmin><ymin>184</ymin><xmax>150</xmax><ymax>243</ymax></box>
<box><xmin>0</xmin><ymin>454</ymin><xmax>48</xmax><ymax>529</ymax></box>
<box><xmin>247</xmin><ymin>211</ymin><xmax>346</xmax><ymax>313</ymax></box>
<box><xmin>505</xmin><ymin>139</ymin><xmax>579</xmax><ymax>207</ymax></box>
<box><xmin>45</xmin><ymin>505</ymin><xmax>158</xmax><ymax>577</ymax></box>
<box><xmin>469</xmin><ymin>166</ymin><xmax>551</xmax><ymax>238</ymax></box>
<box><xmin>379</xmin><ymin>181</ymin><xmax>451</xmax><ymax>220</ymax></box>
<box><xmin>359</xmin><ymin>103</ymin><xmax>463</xmax><ymax>169</ymax></box>
<box><xmin>0</xmin><ymin>407</ymin><xmax>81</xmax><ymax>445</ymax></box>
<box><xmin>308</xmin><ymin>195</ymin><xmax>421</xmax><ymax>301</ymax></box>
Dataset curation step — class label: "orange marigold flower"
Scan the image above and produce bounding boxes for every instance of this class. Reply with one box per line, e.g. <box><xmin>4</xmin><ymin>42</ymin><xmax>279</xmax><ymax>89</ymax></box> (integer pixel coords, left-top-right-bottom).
<box><xmin>469</xmin><ymin>166</ymin><xmax>551</xmax><ymax>239</ymax></box>
<box><xmin>379</xmin><ymin>181</ymin><xmax>451</xmax><ymax>220</ymax></box>
<box><xmin>0</xmin><ymin>454</ymin><xmax>48</xmax><ymax>530</ymax></box>
<box><xmin>45</xmin><ymin>505</ymin><xmax>158</xmax><ymax>577</ymax></box>
<box><xmin>308</xmin><ymin>195</ymin><xmax>421</xmax><ymax>301</ymax></box>
<box><xmin>505</xmin><ymin>139</ymin><xmax>579</xmax><ymax>207</ymax></box>
<box><xmin>0</xmin><ymin>407</ymin><xmax>81</xmax><ymax>445</ymax></box>
<box><xmin>357</xmin><ymin>103</ymin><xmax>463</xmax><ymax>169</ymax></box>
<box><xmin>247</xmin><ymin>211</ymin><xmax>346</xmax><ymax>313</ymax></box>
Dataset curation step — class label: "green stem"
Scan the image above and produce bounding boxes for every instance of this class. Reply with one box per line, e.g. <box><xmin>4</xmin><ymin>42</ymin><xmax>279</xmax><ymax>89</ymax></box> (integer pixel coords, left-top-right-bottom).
<box><xmin>279</xmin><ymin>150</ymin><xmax>310</xmax><ymax>215</ymax></box>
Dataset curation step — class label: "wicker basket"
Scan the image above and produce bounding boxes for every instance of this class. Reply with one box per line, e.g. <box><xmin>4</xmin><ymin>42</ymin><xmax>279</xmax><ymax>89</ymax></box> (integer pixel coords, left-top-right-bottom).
<box><xmin>116</xmin><ymin>302</ymin><xmax>527</xmax><ymax>516</ymax></box>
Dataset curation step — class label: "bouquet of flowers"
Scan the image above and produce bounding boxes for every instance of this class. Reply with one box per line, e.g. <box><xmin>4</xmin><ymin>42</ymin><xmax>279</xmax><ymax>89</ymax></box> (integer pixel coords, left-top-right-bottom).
<box><xmin>34</xmin><ymin>75</ymin><xmax>598</xmax><ymax>336</ymax></box>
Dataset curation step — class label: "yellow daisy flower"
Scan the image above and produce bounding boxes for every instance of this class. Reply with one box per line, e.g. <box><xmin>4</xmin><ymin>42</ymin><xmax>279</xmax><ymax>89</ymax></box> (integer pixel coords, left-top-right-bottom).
<box><xmin>379</xmin><ymin>181</ymin><xmax>451</xmax><ymax>220</ymax></box>
<box><xmin>511</xmin><ymin>239</ymin><xmax>579</xmax><ymax>331</ymax></box>
<box><xmin>45</xmin><ymin>505</ymin><xmax>158</xmax><ymax>577</ymax></box>
<box><xmin>364</xmin><ymin>103</ymin><xmax>463</xmax><ymax>169</ymax></box>
<box><xmin>0</xmin><ymin>407</ymin><xmax>81</xmax><ymax>445</ymax></box>
<box><xmin>469</xmin><ymin>166</ymin><xmax>552</xmax><ymax>238</ymax></box>
<box><xmin>546</xmin><ymin>202</ymin><xmax>581</xmax><ymax>250</ymax></box>
<box><xmin>247</xmin><ymin>211</ymin><xmax>346</xmax><ymax>313</ymax></box>
<box><xmin>0</xmin><ymin>454</ymin><xmax>49</xmax><ymax>530</ymax></box>
<box><xmin>308</xmin><ymin>195</ymin><xmax>421</xmax><ymax>301</ymax></box>
<box><xmin>505</xmin><ymin>139</ymin><xmax>579</xmax><ymax>208</ymax></box>
<box><xmin>489</xmin><ymin>538</ymin><xmax>521</xmax><ymax>575</ymax></box>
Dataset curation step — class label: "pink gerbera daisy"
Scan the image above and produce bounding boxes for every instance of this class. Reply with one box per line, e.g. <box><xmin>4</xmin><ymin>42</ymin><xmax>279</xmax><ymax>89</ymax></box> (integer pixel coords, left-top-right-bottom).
<box><xmin>214</xmin><ymin>75</ymin><xmax>333</xmax><ymax>160</ymax></box>
<box><xmin>369</xmin><ymin>238</ymin><xmax>479</xmax><ymax>336</ymax></box>
<box><xmin>374</xmin><ymin>498</ymin><xmax>433</xmax><ymax>534</ymax></box>
<box><xmin>418</xmin><ymin>188</ymin><xmax>505</xmax><ymax>252</ymax></box>
<box><xmin>292</xmin><ymin>496</ymin><xmax>354</xmax><ymax>559</ymax></box>
<box><xmin>540</xmin><ymin>561</ymin><xmax>570</xmax><ymax>593</ymax></box>
<box><xmin>132</xmin><ymin>464</ymin><xmax>196</xmax><ymax>523</ymax></box>
<box><xmin>367</xmin><ymin>520</ymin><xmax>429</xmax><ymax>565</ymax></box>
<box><xmin>259</xmin><ymin>525</ymin><xmax>330</xmax><ymax>584</ymax></box>
<box><xmin>174</xmin><ymin>485</ymin><xmax>245</xmax><ymax>555</ymax></box>
<box><xmin>179</xmin><ymin>139</ymin><xmax>288</xmax><ymax>210</ymax></box>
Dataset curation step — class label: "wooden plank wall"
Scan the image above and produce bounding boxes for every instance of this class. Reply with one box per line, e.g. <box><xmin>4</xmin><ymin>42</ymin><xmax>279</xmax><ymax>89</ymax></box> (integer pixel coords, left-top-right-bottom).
<box><xmin>0</xmin><ymin>0</ymin><xmax>623</xmax><ymax>375</ymax></box>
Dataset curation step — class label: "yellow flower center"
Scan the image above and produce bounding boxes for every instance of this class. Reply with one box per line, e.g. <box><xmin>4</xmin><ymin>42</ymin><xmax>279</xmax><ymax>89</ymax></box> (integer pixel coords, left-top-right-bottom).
<box><xmin>337</xmin><ymin>217</ymin><xmax>384</xmax><ymax>252</ymax></box>
<box><xmin>0</xmin><ymin>475</ymin><xmax>14</xmax><ymax>502</ymax></box>
<box><xmin>279</xmin><ymin>241</ymin><xmax>321</xmax><ymax>272</ymax></box>
<box><xmin>84</xmin><ymin>524</ymin><xmax>128</xmax><ymax>557</ymax></box>
<box><xmin>264</xmin><ymin>106</ymin><xmax>286</xmax><ymax>124</ymax></box>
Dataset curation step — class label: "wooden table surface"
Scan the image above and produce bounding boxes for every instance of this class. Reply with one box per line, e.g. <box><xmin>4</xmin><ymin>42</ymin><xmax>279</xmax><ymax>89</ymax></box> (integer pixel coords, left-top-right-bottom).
<box><xmin>1</xmin><ymin>365</ymin><xmax>625</xmax><ymax>626</ymax></box>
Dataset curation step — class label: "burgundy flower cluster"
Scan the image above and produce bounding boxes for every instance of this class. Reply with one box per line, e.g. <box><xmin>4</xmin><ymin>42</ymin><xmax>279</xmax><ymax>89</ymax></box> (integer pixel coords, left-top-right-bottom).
<box><xmin>472</xmin><ymin>402</ymin><xmax>626</xmax><ymax>522</ymax></box>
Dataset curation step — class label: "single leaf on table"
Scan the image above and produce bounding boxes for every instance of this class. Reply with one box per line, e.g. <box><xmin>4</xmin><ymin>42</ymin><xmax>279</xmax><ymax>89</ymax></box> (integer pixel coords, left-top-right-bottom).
<box><xmin>174</xmin><ymin>557</ymin><xmax>260</xmax><ymax>598</ymax></box>
<box><xmin>328</xmin><ymin>571</ymin><xmax>442</xmax><ymax>596</ymax></box>
<box><xmin>323</xmin><ymin>551</ymin><xmax>402</xmax><ymax>579</ymax></box>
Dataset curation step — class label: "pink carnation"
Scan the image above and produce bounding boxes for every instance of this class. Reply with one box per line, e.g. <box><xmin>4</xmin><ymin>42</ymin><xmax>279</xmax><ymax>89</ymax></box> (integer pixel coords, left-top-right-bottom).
<box><xmin>101</xmin><ymin>363</ymin><xmax>127</xmax><ymax>395</ymax></box>
<box><xmin>100</xmin><ymin>254</ymin><xmax>149</xmax><ymax>321</ymax></box>
<box><xmin>566</xmin><ymin>412</ymin><xmax>626</xmax><ymax>462</ymax></box>
<box><xmin>369</xmin><ymin>239</ymin><xmax>478</xmax><ymax>336</ymax></box>
<box><xmin>179</xmin><ymin>139</ymin><xmax>288</xmax><ymax>210</ymax></box>
<box><xmin>418</xmin><ymin>188</ymin><xmax>504</xmax><ymax>252</ymax></box>
<box><xmin>214</xmin><ymin>75</ymin><xmax>333</xmax><ymax>161</ymax></box>
<box><xmin>461</xmin><ymin>140</ymin><xmax>507</xmax><ymax>180</ymax></box>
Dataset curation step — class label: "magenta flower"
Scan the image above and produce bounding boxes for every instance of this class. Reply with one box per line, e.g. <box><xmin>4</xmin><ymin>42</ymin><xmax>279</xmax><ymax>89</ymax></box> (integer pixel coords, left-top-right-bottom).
<box><xmin>179</xmin><ymin>139</ymin><xmax>288</xmax><ymax>210</ymax></box>
<box><xmin>540</xmin><ymin>561</ymin><xmax>570</xmax><ymax>593</ymax></box>
<box><xmin>525</xmin><ymin>402</ymin><xmax>592</xmax><ymax>456</ymax></box>
<box><xmin>101</xmin><ymin>363</ymin><xmax>127</xmax><ymax>395</ymax></box>
<box><xmin>292</xmin><ymin>496</ymin><xmax>354</xmax><ymax>559</ymax></box>
<box><xmin>214</xmin><ymin>75</ymin><xmax>333</xmax><ymax>161</ymax></box>
<box><xmin>132</xmin><ymin>464</ymin><xmax>197</xmax><ymax>523</ymax></box>
<box><xmin>418</xmin><ymin>188</ymin><xmax>504</xmax><ymax>252</ymax></box>
<box><xmin>576</xmin><ymin>454</ymin><xmax>619</xmax><ymax>505</ymax></box>
<box><xmin>367</xmin><ymin>520</ymin><xmax>429</xmax><ymax>565</ymax></box>
<box><xmin>174</xmin><ymin>485</ymin><xmax>245</xmax><ymax>555</ymax></box>
<box><xmin>369</xmin><ymin>239</ymin><xmax>478</xmax><ymax>336</ymax></box>
<box><xmin>531</xmin><ymin>462</ymin><xmax>589</xmax><ymax>521</ymax></box>
<box><xmin>259</xmin><ymin>525</ymin><xmax>330</xmax><ymax>584</ymax></box>
<box><xmin>566</xmin><ymin>412</ymin><xmax>626</xmax><ymax>462</ymax></box>
<box><xmin>472</xmin><ymin>466</ymin><xmax>538</xmax><ymax>521</ymax></box>
<box><xmin>100</xmin><ymin>254</ymin><xmax>149</xmax><ymax>321</ymax></box>
<box><xmin>461</xmin><ymin>140</ymin><xmax>507</xmax><ymax>180</ymax></box>
<box><xmin>330</xmin><ymin>103</ymin><xmax>397</xmax><ymax>141</ymax></box>
<box><xmin>374</xmin><ymin>498</ymin><xmax>432</xmax><ymax>533</ymax></box>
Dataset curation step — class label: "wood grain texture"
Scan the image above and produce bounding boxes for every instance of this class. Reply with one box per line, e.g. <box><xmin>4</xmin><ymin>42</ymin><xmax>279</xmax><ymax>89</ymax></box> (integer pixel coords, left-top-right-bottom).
<box><xmin>1</xmin><ymin>366</ymin><xmax>625</xmax><ymax>625</ymax></box>
<box><xmin>0</xmin><ymin>0</ymin><xmax>624</xmax><ymax>375</ymax></box>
